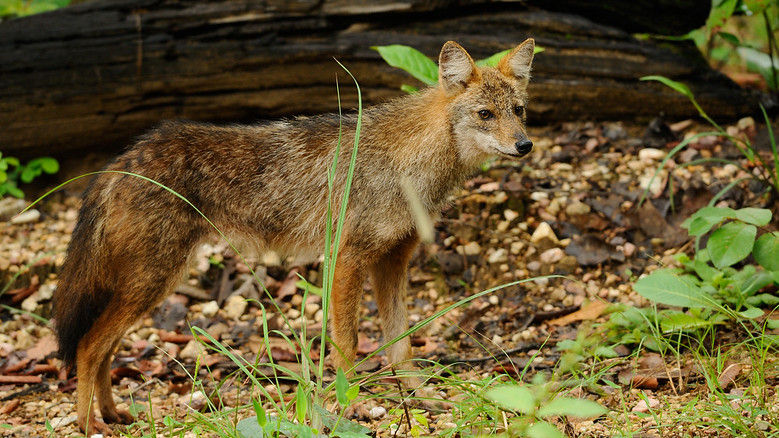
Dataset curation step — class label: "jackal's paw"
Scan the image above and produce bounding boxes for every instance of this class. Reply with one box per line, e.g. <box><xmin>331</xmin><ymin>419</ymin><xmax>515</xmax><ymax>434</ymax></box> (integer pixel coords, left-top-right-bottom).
<box><xmin>81</xmin><ymin>418</ymin><xmax>114</xmax><ymax>436</ymax></box>
<box><xmin>103</xmin><ymin>408</ymin><xmax>134</xmax><ymax>425</ymax></box>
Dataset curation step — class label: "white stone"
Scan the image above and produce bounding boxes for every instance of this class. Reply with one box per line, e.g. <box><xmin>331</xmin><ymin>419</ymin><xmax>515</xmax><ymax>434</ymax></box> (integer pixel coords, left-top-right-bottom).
<box><xmin>181</xmin><ymin>390</ymin><xmax>208</xmax><ymax>411</ymax></box>
<box><xmin>201</xmin><ymin>300</ymin><xmax>219</xmax><ymax>317</ymax></box>
<box><xmin>488</xmin><ymin>248</ymin><xmax>508</xmax><ymax>264</ymax></box>
<box><xmin>622</xmin><ymin>242</ymin><xmax>636</xmax><ymax>257</ymax></box>
<box><xmin>179</xmin><ymin>340</ymin><xmax>206</xmax><ymax>360</ymax></box>
<box><xmin>51</xmin><ymin>415</ymin><xmax>78</xmax><ymax>428</ymax></box>
<box><xmin>530</xmin><ymin>191</ymin><xmax>549</xmax><ymax>202</ymax></box>
<box><xmin>530</xmin><ymin>222</ymin><xmax>558</xmax><ymax>244</ymax></box>
<box><xmin>539</xmin><ymin>248</ymin><xmax>564</xmax><ymax>264</ymax></box>
<box><xmin>369</xmin><ymin>406</ymin><xmax>387</xmax><ymax>419</ymax></box>
<box><xmin>565</xmin><ymin>201</ymin><xmax>591</xmax><ymax>216</ymax></box>
<box><xmin>462</xmin><ymin>241</ymin><xmax>481</xmax><ymax>256</ymax></box>
<box><xmin>504</xmin><ymin>209</ymin><xmax>520</xmax><ymax>222</ymax></box>
<box><xmin>10</xmin><ymin>209</ymin><xmax>40</xmax><ymax>224</ymax></box>
<box><xmin>223</xmin><ymin>294</ymin><xmax>247</xmax><ymax>320</ymax></box>
<box><xmin>638</xmin><ymin>148</ymin><xmax>666</xmax><ymax>162</ymax></box>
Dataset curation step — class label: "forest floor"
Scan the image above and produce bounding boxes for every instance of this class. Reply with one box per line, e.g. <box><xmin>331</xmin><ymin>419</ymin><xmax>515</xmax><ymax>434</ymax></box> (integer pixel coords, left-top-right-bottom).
<box><xmin>1</xmin><ymin>117</ymin><xmax>778</xmax><ymax>438</ymax></box>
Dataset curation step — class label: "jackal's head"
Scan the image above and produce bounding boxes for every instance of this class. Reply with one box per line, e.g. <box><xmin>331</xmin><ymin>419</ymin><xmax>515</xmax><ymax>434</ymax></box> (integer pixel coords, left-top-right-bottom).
<box><xmin>439</xmin><ymin>39</ymin><xmax>535</xmax><ymax>165</ymax></box>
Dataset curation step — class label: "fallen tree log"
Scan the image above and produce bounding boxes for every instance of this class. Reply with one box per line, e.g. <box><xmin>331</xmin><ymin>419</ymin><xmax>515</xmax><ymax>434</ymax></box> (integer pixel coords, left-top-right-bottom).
<box><xmin>0</xmin><ymin>0</ymin><xmax>758</xmax><ymax>157</ymax></box>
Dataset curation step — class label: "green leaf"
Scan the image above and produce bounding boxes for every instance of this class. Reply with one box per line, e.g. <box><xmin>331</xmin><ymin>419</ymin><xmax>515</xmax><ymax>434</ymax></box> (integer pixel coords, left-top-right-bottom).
<box><xmin>346</xmin><ymin>384</ymin><xmax>359</xmax><ymax>402</ymax></box>
<box><xmin>485</xmin><ymin>384</ymin><xmax>535</xmax><ymax>414</ymax></box>
<box><xmin>400</xmin><ymin>84</ymin><xmax>419</xmax><ymax>94</ymax></box>
<box><xmin>476</xmin><ymin>49</ymin><xmax>512</xmax><ymax>67</ymax></box>
<box><xmin>372</xmin><ymin>45</ymin><xmax>438</xmax><ymax>85</ymax></box>
<box><xmin>36</xmin><ymin>157</ymin><xmax>59</xmax><ymax>174</ymax></box>
<box><xmin>640</xmin><ymin>76</ymin><xmax>693</xmax><ymax>99</ymax></box>
<box><xmin>746</xmin><ymin>293</ymin><xmax>779</xmax><ymax>307</ymax></box>
<box><xmin>593</xmin><ymin>346</ymin><xmax>619</xmax><ymax>358</ymax></box>
<box><xmin>527</xmin><ymin>421</ymin><xmax>567</xmax><ymax>438</ymax></box>
<box><xmin>252</xmin><ymin>398</ymin><xmax>267</xmax><ymax>427</ymax></box>
<box><xmin>3</xmin><ymin>157</ymin><xmax>21</xmax><ymax>167</ymax></box>
<box><xmin>740</xmin><ymin>270</ymin><xmax>775</xmax><ymax>296</ymax></box>
<box><xmin>295</xmin><ymin>385</ymin><xmax>307</xmax><ymax>424</ymax></box>
<box><xmin>733</xmin><ymin>208</ymin><xmax>771</xmax><ymax>226</ymax></box>
<box><xmin>738</xmin><ymin>307</ymin><xmax>764</xmax><ymax>319</ymax></box>
<box><xmin>336</xmin><ymin>368</ymin><xmax>349</xmax><ymax>408</ymax></box>
<box><xmin>8</xmin><ymin>185</ymin><xmax>24</xmax><ymax>199</ymax></box>
<box><xmin>708</xmin><ymin>222</ymin><xmax>757</xmax><ymax>268</ymax></box>
<box><xmin>706</xmin><ymin>0</ymin><xmax>737</xmax><ymax>29</ymax></box>
<box><xmin>20</xmin><ymin>166</ymin><xmax>37</xmax><ymax>184</ymax></box>
<box><xmin>537</xmin><ymin>397</ymin><xmax>607</xmax><ymax>418</ymax></box>
<box><xmin>693</xmin><ymin>258</ymin><xmax>718</xmax><ymax>282</ymax></box>
<box><xmin>754</xmin><ymin>232</ymin><xmax>779</xmax><ymax>271</ymax></box>
<box><xmin>744</xmin><ymin>0</ymin><xmax>770</xmax><ymax>13</ymax></box>
<box><xmin>738</xmin><ymin>46</ymin><xmax>779</xmax><ymax>89</ymax></box>
<box><xmin>634</xmin><ymin>269</ymin><xmax>711</xmax><ymax>308</ymax></box>
<box><xmin>475</xmin><ymin>46</ymin><xmax>545</xmax><ymax>68</ymax></box>
<box><xmin>659</xmin><ymin>311</ymin><xmax>712</xmax><ymax>331</ymax></box>
<box><xmin>0</xmin><ymin>171</ymin><xmax>6</xmax><ymax>184</ymax></box>
<box><xmin>682</xmin><ymin>206</ymin><xmax>736</xmax><ymax>236</ymax></box>
<box><xmin>716</xmin><ymin>31</ymin><xmax>740</xmax><ymax>45</ymax></box>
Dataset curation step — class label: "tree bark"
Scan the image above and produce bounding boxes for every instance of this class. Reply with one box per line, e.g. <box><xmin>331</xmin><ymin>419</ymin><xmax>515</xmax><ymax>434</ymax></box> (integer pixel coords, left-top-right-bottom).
<box><xmin>0</xmin><ymin>0</ymin><xmax>758</xmax><ymax>157</ymax></box>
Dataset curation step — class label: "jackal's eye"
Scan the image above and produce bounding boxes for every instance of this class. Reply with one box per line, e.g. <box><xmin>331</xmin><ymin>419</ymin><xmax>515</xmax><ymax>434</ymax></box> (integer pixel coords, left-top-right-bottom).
<box><xmin>478</xmin><ymin>109</ymin><xmax>494</xmax><ymax>120</ymax></box>
<box><xmin>514</xmin><ymin>105</ymin><xmax>525</xmax><ymax>116</ymax></box>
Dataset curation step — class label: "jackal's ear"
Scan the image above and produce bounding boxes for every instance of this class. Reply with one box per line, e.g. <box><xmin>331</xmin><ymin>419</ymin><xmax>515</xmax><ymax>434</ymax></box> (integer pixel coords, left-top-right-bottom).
<box><xmin>498</xmin><ymin>38</ymin><xmax>535</xmax><ymax>85</ymax></box>
<box><xmin>438</xmin><ymin>41</ymin><xmax>479</xmax><ymax>95</ymax></box>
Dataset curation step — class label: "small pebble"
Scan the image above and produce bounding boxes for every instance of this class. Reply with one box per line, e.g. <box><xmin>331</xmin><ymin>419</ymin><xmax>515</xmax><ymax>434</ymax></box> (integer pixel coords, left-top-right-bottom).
<box><xmin>632</xmin><ymin>397</ymin><xmax>660</xmax><ymax>413</ymax></box>
<box><xmin>539</xmin><ymin>248</ymin><xmax>564</xmax><ymax>264</ymax></box>
<box><xmin>223</xmin><ymin>294</ymin><xmax>247</xmax><ymax>320</ymax></box>
<box><xmin>201</xmin><ymin>300</ymin><xmax>219</xmax><ymax>317</ymax></box>
<box><xmin>369</xmin><ymin>406</ymin><xmax>387</xmax><ymax>419</ymax></box>
<box><xmin>530</xmin><ymin>222</ymin><xmax>558</xmax><ymax>244</ymax></box>
<box><xmin>638</xmin><ymin>148</ymin><xmax>665</xmax><ymax>162</ymax></box>
<box><xmin>10</xmin><ymin>209</ymin><xmax>40</xmax><ymax>225</ymax></box>
<box><xmin>487</xmin><ymin>248</ymin><xmax>507</xmax><ymax>264</ymax></box>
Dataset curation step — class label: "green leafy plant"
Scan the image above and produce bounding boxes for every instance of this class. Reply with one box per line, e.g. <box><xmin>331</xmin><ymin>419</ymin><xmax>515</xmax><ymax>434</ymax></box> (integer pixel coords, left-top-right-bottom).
<box><xmin>555</xmin><ymin>329</ymin><xmax>619</xmax><ymax>373</ymax></box>
<box><xmin>673</xmin><ymin>0</ymin><xmax>778</xmax><ymax>90</ymax></box>
<box><xmin>0</xmin><ymin>0</ymin><xmax>70</xmax><ymax>19</ymax></box>
<box><xmin>634</xmin><ymin>206</ymin><xmax>778</xmax><ymax>324</ymax></box>
<box><xmin>484</xmin><ymin>374</ymin><xmax>607</xmax><ymax>438</ymax></box>
<box><xmin>373</xmin><ymin>44</ymin><xmax>544</xmax><ymax>93</ymax></box>
<box><xmin>0</xmin><ymin>153</ymin><xmax>59</xmax><ymax>198</ymax></box>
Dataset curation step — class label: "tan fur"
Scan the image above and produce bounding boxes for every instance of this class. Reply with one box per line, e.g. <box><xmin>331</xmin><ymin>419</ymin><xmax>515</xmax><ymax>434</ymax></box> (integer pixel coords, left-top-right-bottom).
<box><xmin>53</xmin><ymin>39</ymin><xmax>535</xmax><ymax>435</ymax></box>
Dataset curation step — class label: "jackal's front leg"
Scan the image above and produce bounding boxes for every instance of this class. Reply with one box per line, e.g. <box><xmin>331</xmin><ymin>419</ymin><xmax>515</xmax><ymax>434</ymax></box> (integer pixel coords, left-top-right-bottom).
<box><xmin>330</xmin><ymin>249</ymin><xmax>368</xmax><ymax>371</ymax></box>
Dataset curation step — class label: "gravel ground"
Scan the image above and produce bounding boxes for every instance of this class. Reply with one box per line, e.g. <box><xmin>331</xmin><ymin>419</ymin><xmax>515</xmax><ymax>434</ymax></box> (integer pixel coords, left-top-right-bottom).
<box><xmin>1</xmin><ymin>118</ymin><xmax>777</xmax><ymax>437</ymax></box>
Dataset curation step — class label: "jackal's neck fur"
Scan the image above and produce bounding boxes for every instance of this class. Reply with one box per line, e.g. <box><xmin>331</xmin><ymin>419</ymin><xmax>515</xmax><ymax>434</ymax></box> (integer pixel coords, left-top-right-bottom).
<box><xmin>357</xmin><ymin>87</ymin><xmax>468</xmax><ymax>209</ymax></box>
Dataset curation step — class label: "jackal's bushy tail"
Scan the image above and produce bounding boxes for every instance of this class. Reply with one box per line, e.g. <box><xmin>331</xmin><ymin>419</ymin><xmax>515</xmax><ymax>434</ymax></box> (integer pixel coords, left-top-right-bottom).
<box><xmin>53</xmin><ymin>198</ymin><xmax>113</xmax><ymax>369</ymax></box>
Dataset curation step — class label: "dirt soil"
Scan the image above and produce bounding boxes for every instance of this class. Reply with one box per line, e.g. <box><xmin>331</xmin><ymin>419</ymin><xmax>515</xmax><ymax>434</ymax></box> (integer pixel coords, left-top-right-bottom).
<box><xmin>1</xmin><ymin>117</ymin><xmax>777</xmax><ymax>437</ymax></box>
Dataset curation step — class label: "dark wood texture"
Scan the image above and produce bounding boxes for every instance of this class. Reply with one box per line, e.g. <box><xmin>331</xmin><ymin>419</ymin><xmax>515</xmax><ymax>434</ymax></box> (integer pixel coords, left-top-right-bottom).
<box><xmin>0</xmin><ymin>0</ymin><xmax>757</xmax><ymax>157</ymax></box>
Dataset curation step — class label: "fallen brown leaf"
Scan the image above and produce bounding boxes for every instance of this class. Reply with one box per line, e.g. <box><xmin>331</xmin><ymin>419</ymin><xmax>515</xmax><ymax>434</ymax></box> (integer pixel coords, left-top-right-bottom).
<box><xmin>548</xmin><ymin>300</ymin><xmax>609</xmax><ymax>326</ymax></box>
<box><xmin>717</xmin><ymin>362</ymin><xmax>743</xmax><ymax>390</ymax></box>
<box><xmin>0</xmin><ymin>399</ymin><xmax>20</xmax><ymax>415</ymax></box>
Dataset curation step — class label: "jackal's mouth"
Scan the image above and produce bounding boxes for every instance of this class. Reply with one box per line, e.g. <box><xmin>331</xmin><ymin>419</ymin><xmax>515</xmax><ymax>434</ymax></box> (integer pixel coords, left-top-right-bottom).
<box><xmin>490</xmin><ymin>146</ymin><xmax>523</xmax><ymax>158</ymax></box>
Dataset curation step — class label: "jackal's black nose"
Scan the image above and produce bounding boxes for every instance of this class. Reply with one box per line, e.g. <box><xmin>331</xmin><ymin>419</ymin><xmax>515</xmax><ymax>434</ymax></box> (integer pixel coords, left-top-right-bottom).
<box><xmin>515</xmin><ymin>139</ymin><xmax>533</xmax><ymax>156</ymax></box>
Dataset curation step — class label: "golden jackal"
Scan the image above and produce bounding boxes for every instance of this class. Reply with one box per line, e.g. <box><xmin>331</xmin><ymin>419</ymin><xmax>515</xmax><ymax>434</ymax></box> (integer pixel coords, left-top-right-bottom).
<box><xmin>54</xmin><ymin>39</ymin><xmax>535</xmax><ymax>435</ymax></box>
